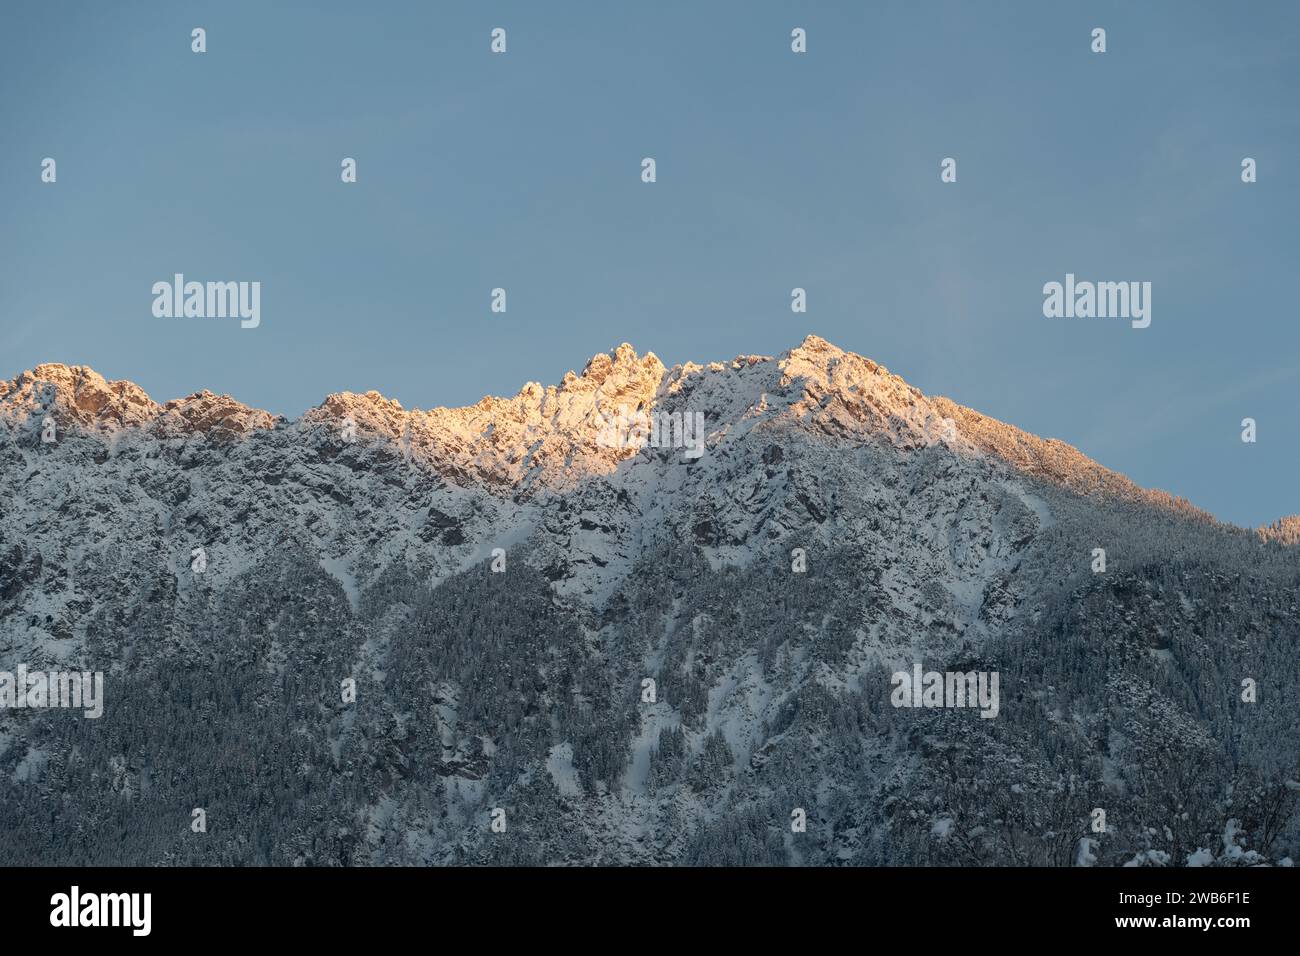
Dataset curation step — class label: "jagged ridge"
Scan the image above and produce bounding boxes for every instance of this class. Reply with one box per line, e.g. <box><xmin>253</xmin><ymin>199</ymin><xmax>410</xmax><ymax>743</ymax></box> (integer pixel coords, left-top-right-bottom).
<box><xmin>0</xmin><ymin>336</ymin><xmax>1272</xmax><ymax>528</ymax></box>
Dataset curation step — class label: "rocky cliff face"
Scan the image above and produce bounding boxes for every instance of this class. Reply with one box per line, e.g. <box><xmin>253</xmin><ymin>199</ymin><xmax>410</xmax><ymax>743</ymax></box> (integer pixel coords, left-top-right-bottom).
<box><xmin>1</xmin><ymin>337</ymin><xmax>1296</xmax><ymax>866</ymax></box>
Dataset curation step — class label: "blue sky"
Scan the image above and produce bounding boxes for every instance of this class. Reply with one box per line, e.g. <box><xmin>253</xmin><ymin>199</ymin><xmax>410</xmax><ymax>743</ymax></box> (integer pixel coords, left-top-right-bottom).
<box><xmin>1</xmin><ymin>1</ymin><xmax>1297</xmax><ymax>527</ymax></box>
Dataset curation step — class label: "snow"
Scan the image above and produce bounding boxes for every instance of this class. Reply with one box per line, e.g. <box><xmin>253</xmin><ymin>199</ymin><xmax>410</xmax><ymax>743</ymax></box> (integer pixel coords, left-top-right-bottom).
<box><xmin>545</xmin><ymin>743</ymin><xmax>582</xmax><ymax>797</ymax></box>
<box><xmin>319</xmin><ymin>554</ymin><xmax>360</xmax><ymax>611</ymax></box>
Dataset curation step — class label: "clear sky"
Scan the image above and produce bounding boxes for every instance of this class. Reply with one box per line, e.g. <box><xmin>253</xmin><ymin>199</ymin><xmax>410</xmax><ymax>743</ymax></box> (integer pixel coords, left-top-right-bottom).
<box><xmin>1</xmin><ymin>1</ymin><xmax>1297</xmax><ymax>527</ymax></box>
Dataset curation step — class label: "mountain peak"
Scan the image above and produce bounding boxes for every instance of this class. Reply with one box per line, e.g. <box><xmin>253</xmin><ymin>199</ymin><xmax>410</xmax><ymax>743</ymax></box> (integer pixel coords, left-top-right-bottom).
<box><xmin>1</xmin><ymin>363</ymin><xmax>160</xmax><ymax>429</ymax></box>
<box><xmin>578</xmin><ymin>342</ymin><xmax>665</xmax><ymax>388</ymax></box>
<box><xmin>153</xmin><ymin>391</ymin><xmax>279</xmax><ymax>440</ymax></box>
<box><xmin>0</xmin><ymin>364</ymin><xmax>274</xmax><ymax>438</ymax></box>
<box><xmin>0</xmin><ymin>339</ymin><xmax>1215</xmax><ymax>522</ymax></box>
<box><xmin>793</xmin><ymin>332</ymin><xmax>836</xmax><ymax>352</ymax></box>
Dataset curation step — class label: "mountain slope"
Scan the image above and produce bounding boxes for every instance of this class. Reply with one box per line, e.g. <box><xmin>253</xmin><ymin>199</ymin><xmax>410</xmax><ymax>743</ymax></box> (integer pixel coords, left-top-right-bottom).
<box><xmin>1</xmin><ymin>336</ymin><xmax>1297</xmax><ymax>866</ymax></box>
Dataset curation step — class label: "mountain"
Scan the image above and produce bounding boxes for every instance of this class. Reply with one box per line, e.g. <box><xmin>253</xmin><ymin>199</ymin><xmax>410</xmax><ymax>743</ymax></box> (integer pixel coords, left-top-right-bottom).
<box><xmin>1</xmin><ymin>335</ymin><xmax>1297</xmax><ymax>866</ymax></box>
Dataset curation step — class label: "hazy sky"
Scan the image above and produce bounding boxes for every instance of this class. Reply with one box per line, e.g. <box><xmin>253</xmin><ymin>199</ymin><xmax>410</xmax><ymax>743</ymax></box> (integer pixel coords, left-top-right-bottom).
<box><xmin>1</xmin><ymin>1</ymin><xmax>1297</xmax><ymax>527</ymax></box>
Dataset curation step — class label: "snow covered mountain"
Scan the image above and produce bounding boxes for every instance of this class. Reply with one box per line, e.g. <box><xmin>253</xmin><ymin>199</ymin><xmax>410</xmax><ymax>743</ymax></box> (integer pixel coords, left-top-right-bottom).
<box><xmin>1</xmin><ymin>335</ymin><xmax>1297</xmax><ymax>866</ymax></box>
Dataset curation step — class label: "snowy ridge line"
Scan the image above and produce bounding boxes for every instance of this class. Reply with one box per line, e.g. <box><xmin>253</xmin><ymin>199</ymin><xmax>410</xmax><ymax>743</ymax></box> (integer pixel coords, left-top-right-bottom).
<box><xmin>0</xmin><ymin>336</ymin><xmax>1249</xmax><ymax>528</ymax></box>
